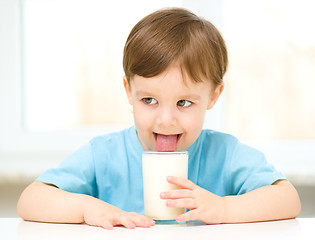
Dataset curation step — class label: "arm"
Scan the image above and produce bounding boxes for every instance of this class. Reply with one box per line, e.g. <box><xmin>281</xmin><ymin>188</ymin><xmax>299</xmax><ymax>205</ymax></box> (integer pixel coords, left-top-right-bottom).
<box><xmin>17</xmin><ymin>182</ymin><xmax>155</xmax><ymax>229</ymax></box>
<box><xmin>161</xmin><ymin>177</ymin><xmax>301</xmax><ymax>224</ymax></box>
<box><xmin>222</xmin><ymin>179</ymin><xmax>301</xmax><ymax>223</ymax></box>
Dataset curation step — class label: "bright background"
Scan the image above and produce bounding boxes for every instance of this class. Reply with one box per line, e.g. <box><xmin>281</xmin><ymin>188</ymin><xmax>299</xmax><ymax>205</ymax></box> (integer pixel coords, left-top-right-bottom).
<box><xmin>0</xmin><ymin>0</ymin><xmax>314</xmax><ymax>217</ymax></box>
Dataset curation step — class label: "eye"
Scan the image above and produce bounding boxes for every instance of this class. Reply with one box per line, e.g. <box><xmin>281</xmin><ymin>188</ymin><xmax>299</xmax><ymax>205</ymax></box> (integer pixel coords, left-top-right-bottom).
<box><xmin>143</xmin><ymin>98</ymin><xmax>157</xmax><ymax>105</ymax></box>
<box><xmin>177</xmin><ymin>100</ymin><xmax>192</xmax><ymax>107</ymax></box>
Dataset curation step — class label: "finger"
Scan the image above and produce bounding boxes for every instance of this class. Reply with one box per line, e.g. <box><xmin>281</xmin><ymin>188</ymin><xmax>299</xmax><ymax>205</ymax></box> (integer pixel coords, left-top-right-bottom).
<box><xmin>118</xmin><ymin>215</ymin><xmax>136</xmax><ymax>229</ymax></box>
<box><xmin>160</xmin><ymin>189</ymin><xmax>193</xmax><ymax>199</ymax></box>
<box><xmin>167</xmin><ymin>176</ymin><xmax>196</xmax><ymax>190</ymax></box>
<box><xmin>100</xmin><ymin>219</ymin><xmax>114</xmax><ymax>230</ymax></box>
<box><xmin>166</xmin><ymin>198</ymin><xmax>197</xmax><ymax>209</ymax></box>
<box><xmin>176</xmin><ymin>210</ymin><xmax>198</xmax><ymax>222</ymax></box>
<box><xmin>129</xmin><ymin>213</ymin><xmax>155</xmax><ymax>228</ymax></box>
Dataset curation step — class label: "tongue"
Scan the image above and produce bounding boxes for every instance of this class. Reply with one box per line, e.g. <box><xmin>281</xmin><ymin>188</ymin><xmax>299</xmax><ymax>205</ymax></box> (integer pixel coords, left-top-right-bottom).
<box><xmin>155</xmin><ymin>134</ymin><xmax>177</xmax><ymax>152</ymax></box>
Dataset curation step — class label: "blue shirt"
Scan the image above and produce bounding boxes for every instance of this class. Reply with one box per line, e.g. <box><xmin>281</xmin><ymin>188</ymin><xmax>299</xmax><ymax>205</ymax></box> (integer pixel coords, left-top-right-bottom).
<box><xmin>37</xmin><ymin>126</ymin><xmax>285</xmax><ymax>214</ymax></box>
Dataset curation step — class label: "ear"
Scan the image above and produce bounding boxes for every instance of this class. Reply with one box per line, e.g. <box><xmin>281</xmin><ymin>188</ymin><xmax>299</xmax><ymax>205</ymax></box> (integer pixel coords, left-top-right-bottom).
<box><xmin>123</xmin><ymin>76</ymin><xmax>132</xmax><ymax>105</ymax></box>
<box><xmin>207</xmin><ymin>84</ymin><xmax>224</xmax><ymax>110</ymax></box>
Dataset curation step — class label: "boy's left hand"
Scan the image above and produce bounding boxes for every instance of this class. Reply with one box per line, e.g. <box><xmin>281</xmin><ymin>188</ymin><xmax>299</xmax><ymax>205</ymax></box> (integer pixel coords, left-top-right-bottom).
<box><xmin>160</xmin><ymin>176</ymin><xmax>226</xmax><ymax>224</ymax></box>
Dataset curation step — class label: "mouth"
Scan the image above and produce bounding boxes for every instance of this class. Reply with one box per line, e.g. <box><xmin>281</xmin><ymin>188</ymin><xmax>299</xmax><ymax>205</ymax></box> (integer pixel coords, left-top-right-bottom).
<box><xmin>153</xmin><ymin>132</ymin><xmax>182</xmax><ymax>141</ymax></box>
<box><xmin>153</xmin><ymin>132</ymin><xmax>182</xmax><ymax>152</ymax></box>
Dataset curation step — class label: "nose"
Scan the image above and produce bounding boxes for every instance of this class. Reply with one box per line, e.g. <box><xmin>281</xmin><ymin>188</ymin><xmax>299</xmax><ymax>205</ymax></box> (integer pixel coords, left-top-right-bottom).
<box><xmin>156</xmin><ymin>106</ymin><xmax>178</xmax><ymax>128</ymax></box>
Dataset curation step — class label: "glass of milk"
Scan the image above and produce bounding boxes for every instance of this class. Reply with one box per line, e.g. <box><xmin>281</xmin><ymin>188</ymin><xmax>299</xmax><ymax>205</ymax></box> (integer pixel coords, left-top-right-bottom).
<box><xmin>142</xmin><ymin>151</ymin><xmax>188</xmax><ymax>220</ymax></box>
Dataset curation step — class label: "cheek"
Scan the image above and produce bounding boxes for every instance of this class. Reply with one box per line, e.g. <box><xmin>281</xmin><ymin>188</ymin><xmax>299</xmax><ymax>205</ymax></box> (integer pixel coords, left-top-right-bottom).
<box><xmin>188</xmin><ymin>119</ymin><xmax>204</xmax><ymax>140</ymax></box>
<box><xmin>184</xmin><ymin>108</ymin><xmax>205</xmax><ymax>129</ymax></box>
<box><xmin>182</xmin><ymin>110</ymin><xmax>206</xmax><ymax>142</ymax></box>
<box><xmin>133</xmin><ymin>106</ymin><xmax>152</xmax><ymax>131</ymax></box>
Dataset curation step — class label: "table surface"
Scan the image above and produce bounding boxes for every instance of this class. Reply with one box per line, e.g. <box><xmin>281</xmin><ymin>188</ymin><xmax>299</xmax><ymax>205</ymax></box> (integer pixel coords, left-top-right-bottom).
<box><xmin>0</xmin><ymin>218</ymin><xmax>314</xmax><ymax>240</ymax></box>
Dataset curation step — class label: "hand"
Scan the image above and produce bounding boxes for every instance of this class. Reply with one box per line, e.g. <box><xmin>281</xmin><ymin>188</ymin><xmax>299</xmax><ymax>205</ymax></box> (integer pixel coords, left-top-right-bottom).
<box><xmin>160</xmin><ymin>176</ymin><xmax>226</xmax><ymax>224</ymax></box>
<box><xmin>83</xmin><ymin>196</ymin><xmax>155</xmax><ymax>229</ymax></box>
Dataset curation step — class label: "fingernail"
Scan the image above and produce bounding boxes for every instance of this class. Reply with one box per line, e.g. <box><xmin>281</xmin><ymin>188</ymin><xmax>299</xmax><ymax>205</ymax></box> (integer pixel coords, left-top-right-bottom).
<box><xmin>105</xmin><ymin>224</ymin><xmax>114</xmax><ymax>230</ymax></box>
<box><xmin>160</xmin><ymin>192</ymin><xmax>165</xmax><ymax>198</ymax></box>
<box><xmin>129</xmin><ymin>223</ymin><xmax>136</xmax><ymax>229</ymax></box>
<box><xmin>167</xmin><ymin>176</ymin><xmax>172</xmax><ymax>181</ymax></box>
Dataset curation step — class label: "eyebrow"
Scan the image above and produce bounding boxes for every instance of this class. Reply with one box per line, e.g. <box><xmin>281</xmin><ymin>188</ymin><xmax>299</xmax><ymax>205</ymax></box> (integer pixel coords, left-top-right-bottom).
<box><xmin>135</xmin><ymin>90</ymin><xmax>154</xmax><ymax>97</ymax></box>
<box><xmin>179</xmin><ymin>94</ymin><xmax>201</xmax><ymax>100</ymax></box>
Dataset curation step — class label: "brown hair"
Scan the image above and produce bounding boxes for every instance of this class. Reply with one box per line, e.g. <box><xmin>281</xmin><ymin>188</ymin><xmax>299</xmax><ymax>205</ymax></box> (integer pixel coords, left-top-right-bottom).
<box><xmin>123</xmin><ymin>7</ymin><xmax>228</xmax><ymax>86</ymax></box>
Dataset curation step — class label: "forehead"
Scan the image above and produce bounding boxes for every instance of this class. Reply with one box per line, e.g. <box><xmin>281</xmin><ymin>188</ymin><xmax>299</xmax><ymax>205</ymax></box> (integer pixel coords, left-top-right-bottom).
<box><xmin>131</xmin><ymin>64</ymin><xmax>212</xmax><ymax>96</ymax></box>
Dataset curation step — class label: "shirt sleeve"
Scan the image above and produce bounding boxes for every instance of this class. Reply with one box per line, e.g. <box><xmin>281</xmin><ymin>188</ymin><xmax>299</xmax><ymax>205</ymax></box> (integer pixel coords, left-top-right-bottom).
<box><xmin>228</xmin><ymin>141</ymin><xmax>286</xmax><ymax>195</ymax></box>
<box><xmin>36</xmin><ymin>143</ymin><xmax>96</xmax><ymax>196</ymax></box>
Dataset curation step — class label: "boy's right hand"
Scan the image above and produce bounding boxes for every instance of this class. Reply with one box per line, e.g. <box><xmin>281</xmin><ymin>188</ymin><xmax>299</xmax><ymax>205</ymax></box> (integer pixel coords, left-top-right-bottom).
<box><xmin>83</xmin><ymin>196</ymin><xmax>155</xmax><ymax>229</ymax></box>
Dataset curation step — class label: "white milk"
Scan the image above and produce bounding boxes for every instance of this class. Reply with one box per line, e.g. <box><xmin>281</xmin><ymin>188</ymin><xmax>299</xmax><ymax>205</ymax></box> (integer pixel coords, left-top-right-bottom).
<box><xmin>142</xmin><ymin>151</ymin><xmax>188</xmax><ymax>220</ymax></box>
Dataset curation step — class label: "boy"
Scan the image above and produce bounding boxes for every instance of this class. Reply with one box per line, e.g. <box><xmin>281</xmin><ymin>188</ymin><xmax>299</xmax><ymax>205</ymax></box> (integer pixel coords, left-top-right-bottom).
<box><xmin>17</xmin><ymin>8</ymin><xmax>301</xmax><ymax>229</ymax></box>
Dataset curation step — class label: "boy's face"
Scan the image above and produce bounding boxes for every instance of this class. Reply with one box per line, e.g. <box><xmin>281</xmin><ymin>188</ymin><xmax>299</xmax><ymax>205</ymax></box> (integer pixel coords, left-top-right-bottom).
<box><xmin>124</xmin><ymin>63</ymin><xmax>223</xmax><ymax>151</ymax></box>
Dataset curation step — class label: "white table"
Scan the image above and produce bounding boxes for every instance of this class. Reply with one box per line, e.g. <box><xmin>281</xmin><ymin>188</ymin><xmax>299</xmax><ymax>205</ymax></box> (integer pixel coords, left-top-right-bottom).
<box><xmin>0</xmin><ymin>218</ymin><xmax>314</xmax><ymax>240</ymax></box>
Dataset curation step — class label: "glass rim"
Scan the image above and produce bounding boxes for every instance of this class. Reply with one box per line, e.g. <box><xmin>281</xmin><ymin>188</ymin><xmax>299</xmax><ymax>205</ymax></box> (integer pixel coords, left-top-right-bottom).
<box><xmin>142</xmin><ymin>151</ymin><xmax>188</xmax><ymax>155</ymax></box>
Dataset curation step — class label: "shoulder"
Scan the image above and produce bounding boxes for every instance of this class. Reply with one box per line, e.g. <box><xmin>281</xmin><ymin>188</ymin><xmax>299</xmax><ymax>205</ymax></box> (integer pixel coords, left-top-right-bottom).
<box><xmin>201</xmin><ymin>130</ymin><xmax>266</xmax><ymax>166</ymax></box>
<box><xmin>200</xmin><ymin>129</ymin><xmax>238</xmax><ymax>141</ymax></box>
<box><xmin>188</xmin><ymin>129</ymin><xmax>241</xmax><ymax>163</ymax></box>
<box><xmin>89</xmin><ymin>126</ymin><xmax>135</xmax><ymax>148</ymax></box>
<box><xmin>196</xmin><ymin>129</ymin><xmax>264</xmax><ymax>159</ymax></box>
<box><xmin>198</xmin><ymin>129</ymin><xmax>239</xmax><ymax>149</ymax></box>
<box><xmin>87</xmin><ymin>126</ymin><xmax>141</xmax><ymax>162</ymax></box>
